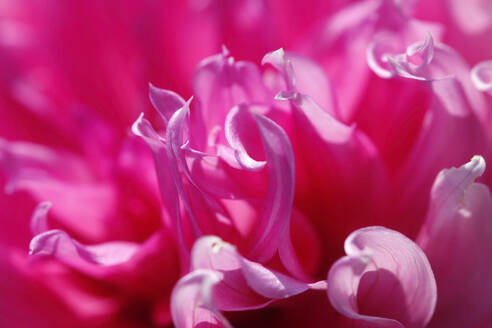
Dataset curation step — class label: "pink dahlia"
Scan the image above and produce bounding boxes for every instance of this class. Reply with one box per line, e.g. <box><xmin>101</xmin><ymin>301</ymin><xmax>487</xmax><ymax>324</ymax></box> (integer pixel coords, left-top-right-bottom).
<box><xmin>0</xmin><ymin>0</ymin><xmax>492</xmax><ymax>327</ymax></box>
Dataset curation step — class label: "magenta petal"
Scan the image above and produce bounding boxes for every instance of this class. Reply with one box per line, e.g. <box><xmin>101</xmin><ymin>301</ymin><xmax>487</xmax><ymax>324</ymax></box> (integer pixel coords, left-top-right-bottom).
<box><xmin>327</xmin><ymin>226</ymin><xmax>437</xmax><ymax>328</ymax></box>
<box><xmin>171</xmin><ymin>269</ymin><xmax>230</xmax><ymax>328</ymax></box>
<box><xmin>417</xmin><ymin>156</ymin><xmax>492</xmax><ymax>327</ymax></box>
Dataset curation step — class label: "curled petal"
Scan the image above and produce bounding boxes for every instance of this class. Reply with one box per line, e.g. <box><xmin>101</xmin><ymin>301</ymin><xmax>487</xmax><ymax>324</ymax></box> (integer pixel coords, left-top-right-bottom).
<box><xmin>171</xmin><ymin>269</ymin><xmax>230</xmax><ymax>328</ymax></box>
<box><xmin>224</xmin><ymin>105</ymin><xmax>266</xmax><ymax>171</ymax></box>
<box><xmin>417</xmin><ymin>156</ymin><xmax>492</xmax><ymax>327</ymax></box>
<box><xmin>149</xmin><ymin>83</ymin><xmax>186</xmax><ymax>126</ymax></box>
<box><xmin>191</xmin><ymin>236</ymin><xmax>317</xmax><ymax>311</ymax></box>
<box><xmin>246</xmin><ymin>112</ymin><xmax>305</xmax><ymax>278</ymax></box>
<box><xmin>264</xmin><ymin>49</ymin><xmax>390</xmax><ymax>266</ymax></box>
<box><xmin>327</xmin><ymin>227</ymin><xmax>437</xmax><ymax>328</ymax></box>
<box><xmin>262</xmin><ymin>48</ymin><xmax>296</xmax><ymax>91</ymax></box>
<box><xmin>471</xmin><ymin>60</ymin><xmax>492</xmax><ymax>91</ymax></box>
<box><xmin>368</xmin><ymin>33</ymin><xmax>441</xmax><ymax>81</ymax></box>
<box><xmin>193</xmin><ymin>50</ymin><xmax>270</xmax><ymax>133</ymax></box>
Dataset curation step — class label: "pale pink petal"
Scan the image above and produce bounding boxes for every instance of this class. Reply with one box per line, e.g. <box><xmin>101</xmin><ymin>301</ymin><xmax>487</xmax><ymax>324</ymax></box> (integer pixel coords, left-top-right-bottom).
<box><xmin>30</xmin><ymin>229</ymin><xmax>139</xmax><ymax>277</ymax></box>
<box><xmin>471</xmin><ymin>60</ymin><xmax>492</xmax><ymax>92</ymax></box>
<box><xmin>263</xmin><ymin>48</ymin><xmax>390</xmax><ymax>265</ymax></box>
<box><xmin>149</xmin><ymin>82</ymin><xmax>186</xmax><ymax>126</ymax></box>
<box><xmin>191</xmin><ymin>236</ymin><xmax>318</xmax><ymax>310</ymax></box>
<box><xmin>132</xmin><ymin>112</ymin><xmax>189</xmax><ymax>267</ymax></box>
<box><xmin>449</xmin><ymin>0</ymin><xmax>492</xmax><ymax>35</ymax></box>
<box><xmin>171</xmin><ymin>269</ymin><xmax>230</xmax><ymax>328</ymax></box>
<box><xmin>417</xmin><ymin>156</ymin><xmax>492</xmax><ymax>327</ymax></box>
<box><xmin>224</xmin><ymin>104</ymin><xmax>266</xmax><ymax>171</ymax></box>
<box><xmin>192</xmin><ymin>50</ymin><xmax>270</xmax><ymax>133</ymax></box>
<box><xmin>328</xmin><ymin>227</ymin><xmax>437</xmax><ymax>328</ymax></box>
<box><xmin>245</xmin><ymin>111</ymin><xmax>306</xmax><ymax>278</ymax></box>
<box><xmin>29</xmin><ymin>201</ymin><xmax>51</xmax><ymax>236</ymax></box>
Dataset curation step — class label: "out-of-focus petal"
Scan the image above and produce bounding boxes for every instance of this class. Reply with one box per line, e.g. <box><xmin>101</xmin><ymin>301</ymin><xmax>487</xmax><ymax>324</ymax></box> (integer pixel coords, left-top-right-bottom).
<box><xmin>471</xmin><ymin>60</ymin><xmax>492</xmax><ymax>92</ymax></box>
<box><xmin>327</xmin><ymin>226</ymin><xmax>437</xmax><ymax>328</ymax></box>
<box><xmin>29</xmin><ymin>203</ymin><xmax>139</xmax><ymax>277</ymax></box>
<box><xmin>417</xmin><ymin>156</ymin><xmax>492</xmax><ymax>327</ymax></box>
<box><xmin>0</xmin><ymin>139</ymin><xmax>118</xmax><ymax>241</ymax></box>
<box><xmin>29</xmin><ymin>201</ymin><xmax>51</xmax><ymax>235</ymax></box>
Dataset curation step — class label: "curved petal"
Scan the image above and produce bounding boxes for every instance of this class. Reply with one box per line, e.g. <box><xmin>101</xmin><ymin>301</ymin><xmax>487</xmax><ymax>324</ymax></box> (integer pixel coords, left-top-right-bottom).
<box><xmin>471</xmin><ymin>60</ymin><xmax>492</xmax><ymax>92</ymax></box>
<box><xmin>30</xmin><ymin>201</ymin><xmax>51</xmax><ymax>236</ymax></box>
<box><xmin>192</xmin><ymin>50</ymin><xmax>270</xmax><ymax>134</ymax></box>
<box><xmin>191</xmin><ymin>236</ymin><xmax>317</xmax><ymax>311</ymax></box>
<box><xmin>132</xmin><ymin>113</ymin><xmax>188</xmax><ymax>268</ymax></box>
<box><xmin>263</xmin><ymin>49</ymin><xmax>390</xmax><ymax>266</ymax></box>
<box><xmin>29</xmin><ymin>227</ymin><xmax>139</xmax><ymax>279</ymax></box>
<box><xmin>224</xmin><ymin>104</ymin><xmax>266</xmax><ymax>171</ymax></box>
<box><xmin>171</xmin><ymin>269</ymin><xmax>230</xmax><ymax>328</ymax></box>
<box><xmin>327</xmin><ymin>226</ymin><xmax>437</xmax><ymax>328</ymax></box>
<box><xmin>149</xmin><ymin>83</ymin><xmax>186</xmax><ymax>126</ymax></box>
<box><xmin>417</xmin><ymin>156</ymin><xmax>492</xmax><ymax>327</ymax></box>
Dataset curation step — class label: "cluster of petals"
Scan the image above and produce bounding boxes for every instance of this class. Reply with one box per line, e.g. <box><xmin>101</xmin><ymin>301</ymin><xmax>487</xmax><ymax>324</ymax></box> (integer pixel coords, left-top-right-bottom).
<box><xmin>0</xmin><ymin>0</ymin><xmax>492</xmax><ymax>327</ymax></box>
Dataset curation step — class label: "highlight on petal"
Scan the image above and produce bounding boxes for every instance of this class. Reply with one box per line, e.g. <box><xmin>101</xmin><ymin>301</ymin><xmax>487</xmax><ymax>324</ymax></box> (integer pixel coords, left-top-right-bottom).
<box><xmin>171</xmin><ymin>269</ymin><xmax>231</xmax><ymax>328</ymax></box>
<box><xmin>327</xmin><ymin>227</ymin><xmax>437</xmax><ymax>328</ymax></box>
<box><xmin>471</xmin><ymin>60</ymin><xmax>492</xmax><ymax>91</ymax></box>
<box><xmin>417</xmin><ymin>156</ymin><xmax>492</xmax><ymax>327</ymax></box>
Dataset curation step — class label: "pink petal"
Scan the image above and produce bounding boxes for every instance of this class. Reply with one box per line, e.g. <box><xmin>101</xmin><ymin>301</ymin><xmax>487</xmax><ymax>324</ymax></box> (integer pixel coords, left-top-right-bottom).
<box><xmin>471</xmin><ymin>60</ymin><xmax>492</xmax><ymax>92</ymax></box>
<box><xmin>30</xmin><ymin>227</ymin><xmax>139</xmax><ymax>278</ymax></box>
<box><xmin>327</xmin><ymin>226</ymin><xmax>437</xmax><ymax>328</ymax></box>
<box><xmin>224</xmin><ymin>104</ymin><xmax>266</xmax><ymax>171</ymax></box>
<box><xmin>190</xmin><ymin>236</ymin><xmax>318</xmax><ymax>310</ymax></box>
<box><xmin>132</xmin><ymin>112</ymin><xmax>189</xmax><ymax>268</ymax></box>
<box><xmin>263</xmin><ymin>48</ymin><xmax>390</xmax><ymax>266</ymax></box>
<box><xmin>246</xmin><ymin>111</ymin><xmax>306</xmax><ymax>278</ymax></box>
<box><xmin>29</xmin><ymin>201</ymin><xmax>51</xmax><ymax>236</ymax></box>
<box><xmin>149</xmin><ymin>82</ymin><xmax>186</xmax><ymax>125</ymax></box>
<box><xmin>417</xmin><ymin>156</ymin><xmax>492</xmax><ymax>327</ymax></box>
<box><xmin>171</xmin><ymin>269</ymin><xmax>230</xmax><ymax>328</ymax></box>
<box><xmin>192</xmin><ymin>50</ymin><xmax>270</xmax><ymax>134</ymax></box>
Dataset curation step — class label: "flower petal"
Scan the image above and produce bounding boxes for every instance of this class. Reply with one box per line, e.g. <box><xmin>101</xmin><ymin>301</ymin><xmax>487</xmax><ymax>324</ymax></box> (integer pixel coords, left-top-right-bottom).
<box><xmin>191</xmin><ymin>236</ymin><xmax>316</xmax><ymax>310</ymax></box>
<box><xmin>149</xmin><ymin>83</ymin><xmax>186</xmax><ymax>126</ymax></box>
<box><xmin>171</xmin><ymin>269</ymin><xmax>230</xmax><ymax>328</ymax></box>
<box><xmin>471</xmin><ymin>60</ymin><xmax>492</xmax><ymax>92</ymax></box>
<box><xmin>327</xmin><ymin>226</ymin><xmax>437</xmax><ymax>328</ymax></box>
<box><xmin>417</xmin><ymin>156</ymin><xmax>492</xmax><ymax>327</ymax></box>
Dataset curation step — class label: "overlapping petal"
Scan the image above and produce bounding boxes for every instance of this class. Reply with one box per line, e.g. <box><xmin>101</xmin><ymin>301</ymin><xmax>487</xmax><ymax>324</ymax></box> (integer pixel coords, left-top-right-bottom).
<box><xmin>327</xmin><ymin>227</ymin><xmax>437</xmax><ymax>328</ymax></box>
<box><xmin>417</xmin><ymin>156</ymin><xmax>492</xmax><ymax>327</ymax></box>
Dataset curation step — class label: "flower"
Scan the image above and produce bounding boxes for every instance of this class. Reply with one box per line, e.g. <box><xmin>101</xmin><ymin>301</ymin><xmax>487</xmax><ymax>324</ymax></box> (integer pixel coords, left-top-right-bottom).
<box><xmin>1</xmin><ymin>0</ymin><xmax>492</xmax><ymax>327</ymax></box>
